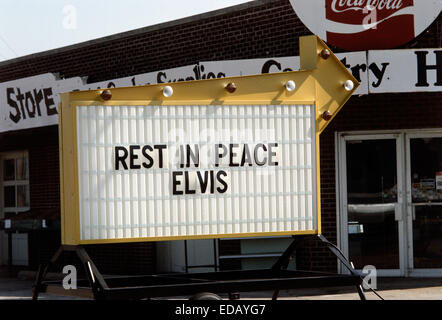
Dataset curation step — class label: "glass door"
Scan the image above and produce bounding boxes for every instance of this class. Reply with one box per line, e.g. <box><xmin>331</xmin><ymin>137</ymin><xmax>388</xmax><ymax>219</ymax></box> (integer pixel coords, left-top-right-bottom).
<box><xmin>406</xmin><ymin>134</ymin><xmax>442</xmax><ymax>276</ymax></box>
<box><xmin>339</xmin><ymin>134</ymin><xmax>405</xmax><ymax>276</ymax></box>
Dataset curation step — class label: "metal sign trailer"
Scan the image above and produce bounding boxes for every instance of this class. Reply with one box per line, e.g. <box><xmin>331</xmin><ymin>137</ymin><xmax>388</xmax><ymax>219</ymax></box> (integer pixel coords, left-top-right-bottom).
<box><xmin>33</xmin><ymin>236</ymin><xmax>364</xmax><ymax>300</ymax></box>
<box><xmin>33</xmin><ymin>36</ymin><xmax>366</xmax><ymax>300</ymax></box>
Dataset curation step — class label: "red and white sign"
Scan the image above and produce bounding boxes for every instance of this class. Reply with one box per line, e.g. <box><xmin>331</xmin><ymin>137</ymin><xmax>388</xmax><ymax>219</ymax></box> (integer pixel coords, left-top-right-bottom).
<box><xmin>290</xmin><ymin>0</ymin><xmax>442</xmax><ymax>51</ymax></box>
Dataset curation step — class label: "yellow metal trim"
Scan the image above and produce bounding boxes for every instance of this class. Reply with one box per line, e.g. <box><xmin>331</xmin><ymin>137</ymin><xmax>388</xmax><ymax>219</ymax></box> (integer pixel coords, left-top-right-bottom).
<box><xmin>69</xmin><ymin>100</ymin><xmax>316</xmax><ymax>106</ymax></box>
<box><xmin>58</xmin><ymin>35</ymin><xmax>358</xmax><ymax>245</ymax></box>
<box><xmin>300</xmin><ymin>36</ymin><xmax>318</xmax><ymax>70</ymax></box>
<box><xmin>58</xmin><ymin>99</ymin><xmax>65</xmax><ymax>243</ymax></box>
<box><xmin>59</xmin><ymin>94</ymin><xmax>80</xmax><ymax>245</ymax></box>
<box><xmin>316</xmin><ymin>129</ymin><xmax>322</xmax><ymax>235</ymax></box>
<box><xmin>72</xmin><ymin>105</ymin><xmax>81</xmax><ymax>243</ymax></box>
<box><xmin>67</xmin><ymin>70</ymin><xmax>317</xmax><ymax>107</ymax></box>
<box><xmin>78</xmin><ymin>230</ymin><xmax>318</xmax><ymax>244</ymax></box>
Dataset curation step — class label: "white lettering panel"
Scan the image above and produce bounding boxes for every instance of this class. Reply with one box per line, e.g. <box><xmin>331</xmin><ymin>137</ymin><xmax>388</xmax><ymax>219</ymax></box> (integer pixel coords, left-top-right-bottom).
<box><xmin>76</xmin><ymin>104</ymin><xmax>317</xmax><ymax>241</ymax></box>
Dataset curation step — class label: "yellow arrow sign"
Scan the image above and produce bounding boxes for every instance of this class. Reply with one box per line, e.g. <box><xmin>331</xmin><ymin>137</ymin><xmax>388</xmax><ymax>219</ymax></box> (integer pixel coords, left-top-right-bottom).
<box><xmin>59</xmin><ymin>35</ymin><xmax>359</xmax><ymax>245</ymax></box>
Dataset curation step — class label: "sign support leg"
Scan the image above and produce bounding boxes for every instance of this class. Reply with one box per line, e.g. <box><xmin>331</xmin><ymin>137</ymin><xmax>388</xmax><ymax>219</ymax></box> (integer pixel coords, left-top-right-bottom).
<box><xmin>74</xmin><ymin>246</ymin><xmax>108</xmax><ymax>300</ymax></box>
<box><xmin>271</xmin><ymin>235</ymin><xmax>306</xmax><ymax>300</ymax></box>
<box><xmin>32</xmin><ymin>245</ymin><xmax>108</xmax><ymax>300</ymax></box>
<box><xmin>317</xmin><ymin>234</ymin><xmax>366</xmax><ymax>300</ymax></box>
<box><xmin>32</xmin><ymin>246</ymin><xmax>63</xmax><ymax>300</ymax></box>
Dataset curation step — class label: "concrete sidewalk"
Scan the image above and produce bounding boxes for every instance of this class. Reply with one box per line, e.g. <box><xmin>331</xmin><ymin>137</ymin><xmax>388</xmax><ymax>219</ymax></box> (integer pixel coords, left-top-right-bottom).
<box><xmin>258</xmin><ymin>277</ymin><xmax>442</xmax><ymax>300</ymax></box>
<box><xmin>0</xmin><ymin>275</ymin><xmax>441</xmax><ymax>300</ymax></box>
<box><xmin>0</xmin><ymin>277</ymin><xmax>88</xmax><ymax>300</ymax></box>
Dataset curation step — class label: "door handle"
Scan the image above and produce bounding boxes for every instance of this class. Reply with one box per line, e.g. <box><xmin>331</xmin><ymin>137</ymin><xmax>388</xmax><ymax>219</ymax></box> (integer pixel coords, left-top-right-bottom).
<box><xmin>394</xmin><ymin>203</ymin><xmax>402</xmax><ymax>221</ymax></box>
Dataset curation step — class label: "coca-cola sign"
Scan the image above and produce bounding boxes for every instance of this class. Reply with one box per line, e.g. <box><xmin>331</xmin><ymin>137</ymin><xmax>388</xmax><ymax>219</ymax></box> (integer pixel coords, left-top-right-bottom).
<box><xmin>290</xmin><ymin>0</ymin><xmax>442</xmax><ymax>51</ymax></box>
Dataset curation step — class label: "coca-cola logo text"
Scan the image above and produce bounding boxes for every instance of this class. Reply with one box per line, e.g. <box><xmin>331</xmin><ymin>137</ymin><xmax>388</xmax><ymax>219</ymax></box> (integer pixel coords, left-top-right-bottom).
<box><xmin>330</xmin><ymin>0</ymin><xmax>404</xmax><ymax>13</ymax></box>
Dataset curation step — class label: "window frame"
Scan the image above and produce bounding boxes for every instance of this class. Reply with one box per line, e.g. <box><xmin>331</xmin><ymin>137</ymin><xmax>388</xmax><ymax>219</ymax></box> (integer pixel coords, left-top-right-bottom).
<box><xmin>0</xmin><ymin>151</ymin><xmax>30</xmax><ymax>219</ymax></box>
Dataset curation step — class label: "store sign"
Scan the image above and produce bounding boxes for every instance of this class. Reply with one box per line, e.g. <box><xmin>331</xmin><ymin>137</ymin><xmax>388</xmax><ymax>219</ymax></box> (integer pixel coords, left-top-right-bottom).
<box><xmin>58</xmin><ymin>35</ymin><xmax>359</xmax><ymax>244</ymax></box>
<box><xmin>1</xmin><ymin>47</ymin><xmax>441</xmax><ymax>134</ymax></box>
<box><xmin>289</xmin><ymin>0</ymin><xmax>442</xmax><ymax>51</ymax></box>
<box><xmin>368</xmin><ymin>48</ymin><xmax>442</xmax><ymax>93</ymax></box>
<box><xmin>84</xmin><ymin>64</ymin><xmax>206</xmax><ymax>90</ymax></box>
<box><xmin>0</xmin><ymin>74</ymin><xmax>83</xmax><ymax>133</ymax></box>
<box><xmin>203</xmin><ymin>48</ymin><xmax>442</xmax><ymax>94</ymax></box>
<box><xmin>200</xmin><ymin>56</ymin><xmax>300</xmax><ymax>77</ymax></box>
<box><xmin>0</xmin><ymin>64</ymin><xmax>204</xmax><ymax>133</ymax></box>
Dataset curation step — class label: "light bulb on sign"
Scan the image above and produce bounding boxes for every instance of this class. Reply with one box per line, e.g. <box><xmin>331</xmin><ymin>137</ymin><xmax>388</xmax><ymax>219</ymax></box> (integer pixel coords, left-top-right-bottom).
<box><xmin>163</xmin><ymin>86</ymin><xmax>173</xmax><ymax>97</ymax></box>
<box><xmin>285</xmin><ymin>80</ymin><xmax>296</xmax><ymax>92</ymax></box>
<box><xmin>343</xmin><ymin>80</ymin><xmax>354</xmax><ymax>91</ymax></box>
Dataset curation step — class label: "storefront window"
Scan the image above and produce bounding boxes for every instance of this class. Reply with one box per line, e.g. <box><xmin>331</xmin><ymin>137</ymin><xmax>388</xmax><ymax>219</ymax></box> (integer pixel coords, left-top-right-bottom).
<box><xmin>15</xmin><ymin>158</ymin><xmax>28</xmax><ymax>180</ymax></box>
<box><xmin>16</xmin><ymin>185</ymin><xmax>30</xmax><ymax>207</ymax></box>
<box><xmin>346</xmin><ymin>139</ymin><xmax>399</xmax><ymax>270</ymax></box>
<box><xmin>343</xmin><ymin>134</ymin><xmax>442</xmax><ymax>273</ymax></box>
<box><xmin>410</xmin><ymin>138</ymin><xmax>442</xmax><ymax>203</ymax></box>
<box><xmin>4</xmin><ymin>186</ymin><xmax>15</xmax><ymax>208</ymax></box>
<box><xmin>413</xmin><ymin>206</ymin><xmax>442</xmax><ymax>268</ymax></box>
<box><xmin>346</xmin><ymin>140</ymin><xmax>397</xmax><ymax>204</ymax></box>
<box><xmin>3</xmin><ymin>159</ymin><xmax>15</xmax><ymax>181</ymax></box>
<box><xmin>1</xmin><ymin>152</ymin><xmax>30</xmax><ymax>219</ymax></box>
<box><xmin>410</xmin><ymin>138</ymin><xmax>442</xmax><ymax>269</ymax></box>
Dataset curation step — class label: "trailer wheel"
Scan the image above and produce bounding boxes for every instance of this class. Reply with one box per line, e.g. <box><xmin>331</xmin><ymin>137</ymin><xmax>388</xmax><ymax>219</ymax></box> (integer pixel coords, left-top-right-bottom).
<box><xmin>189</xmin><ymin>292</ymin><xmax>223</xmax><ymax>300</ymax></box>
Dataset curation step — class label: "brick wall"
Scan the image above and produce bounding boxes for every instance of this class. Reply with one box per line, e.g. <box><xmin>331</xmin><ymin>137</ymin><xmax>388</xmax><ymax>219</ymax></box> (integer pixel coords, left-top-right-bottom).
<box><xmin>0</xmin><ymin>0</ymin><xmax>441</xmax><ymax>272</ymax></box>
<box><xmin>28</xmin><ymin>127</ymin><xmax>60</xmax><ymax>212</ymax></box>
<box><xmin>0</xmin><ymin>125</ymin><xmax>59</xmax><ymax>213</ymax></box>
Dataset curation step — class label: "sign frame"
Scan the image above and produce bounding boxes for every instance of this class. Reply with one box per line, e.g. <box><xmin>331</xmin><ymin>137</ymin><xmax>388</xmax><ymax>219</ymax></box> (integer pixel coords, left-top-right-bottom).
<box><xmin>59</xmin><ymin>35</ymin><xmax>359</xmax><ymax>245</ymax></box>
